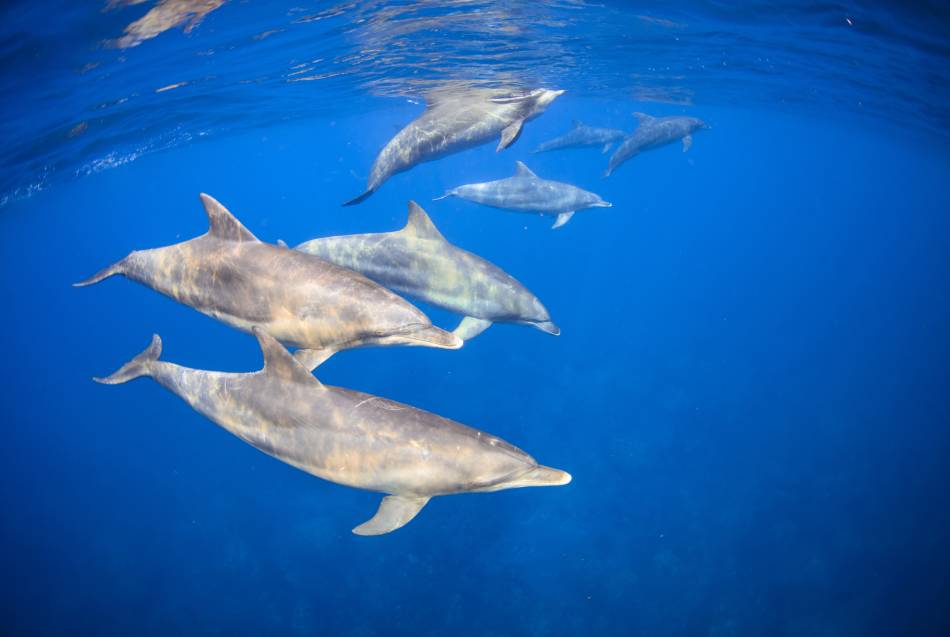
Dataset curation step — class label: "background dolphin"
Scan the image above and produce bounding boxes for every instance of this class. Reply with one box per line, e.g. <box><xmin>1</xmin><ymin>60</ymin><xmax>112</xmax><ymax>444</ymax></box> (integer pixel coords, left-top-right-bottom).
<box><xmin>75</xmin><ymin>194</ymin><xmax>461</xmax><ymax>367</ymax></box>
<box><xmin>605</xmin><ymin>112</ymin><xmax>707</xmax><ymax>177</ymax></box>
<box><xmin>437</xmin><ymin>161</ymin><xmax>612</xmax><ymax>229</ymax></box>
<box><xmin>95</xmin><ymin>328</ymin><xmax>571</xmax><ymax>535</ymax></box>
<box><xmin>296</xmin><ymin>201</ymin><xmax>559</xmax><ymax>341</ymax></box>
<box><xmin>343</xmin><ymin>86</ymin><xmax>565</xmax><ymax>206</ymax></box>
<box><xmin>533</xmin><ymin>120</ymin><xmax>626</xmax><ymax>154</ymax></box>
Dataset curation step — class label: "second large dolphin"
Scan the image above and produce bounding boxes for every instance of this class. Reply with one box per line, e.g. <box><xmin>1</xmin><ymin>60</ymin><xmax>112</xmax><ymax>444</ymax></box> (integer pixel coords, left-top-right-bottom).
<box><xmin>297</xmin><ymin>201</ymin><xmax>559</xmax><ymax>341</ymax></box>
<box><xmin>75</xmin><ymin>194</ymin><xmax>461</xmax><ymax>367</ymax></box>
<box><xmin>343</xmin><ymin>86</ymin><xmax>564</xmax><ymax>206</ymax></box>
<box><xmin>95</xmin><ymin>328</ymin><xmax>571</xmax><ymax>535</ymax></box>
<box><xmin>605</xmin><ymin>112</ymin><xmax>707</xmax><ymax>177</ymax></box>
<box><xmin>437</xmin><ymin>161</ymin><xmax>611</xmax><ymax>229</ymax></box>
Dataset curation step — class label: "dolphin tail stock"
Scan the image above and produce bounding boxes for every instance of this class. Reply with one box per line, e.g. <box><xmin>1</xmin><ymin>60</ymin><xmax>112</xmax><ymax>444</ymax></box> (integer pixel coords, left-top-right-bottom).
<box><xmin>93</xmin><ymin>334</ymin><xmax>162</xmax><ymax>385</ymax></box>
<box><xmin>342</xmin><ymin>189</ymin><xmax>375</xmax><ymax>207</ymax></box>
<box><xmin>73</xmin><ymin>255</ymin><xmax>129</xmax><ymax>287</ymax></box>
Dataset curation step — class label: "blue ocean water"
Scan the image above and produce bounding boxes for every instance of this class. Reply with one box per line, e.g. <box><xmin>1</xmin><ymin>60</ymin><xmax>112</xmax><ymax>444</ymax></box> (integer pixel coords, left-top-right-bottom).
<box><xmin>2</xmin><ymin>2</ymin><xmax>949</xmax><ymax>636</ymax></box>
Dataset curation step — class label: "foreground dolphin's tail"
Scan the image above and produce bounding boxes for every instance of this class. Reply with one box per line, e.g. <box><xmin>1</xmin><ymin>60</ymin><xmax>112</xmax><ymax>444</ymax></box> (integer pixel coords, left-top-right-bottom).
<box><xmin>343</xmin><ymin>189</ymin><xmax>375</xmax><ymax>207</ymax></box>
<box><xmin>73</xmin><ymin>256</ymin><xmax>128</xmax><ymax>287</ymax></box>
<box><xmin>93</xmin><ymin>335</ymin><xmax>162</xmax><ymax>385</ymax></box>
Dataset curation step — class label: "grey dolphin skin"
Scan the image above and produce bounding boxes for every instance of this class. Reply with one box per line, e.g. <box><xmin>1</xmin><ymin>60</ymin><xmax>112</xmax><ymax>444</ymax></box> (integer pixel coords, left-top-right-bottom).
<box><xmin>95</xmin><ymin>328</ymin><xmax>571</xmax><ymax>535</ymax></box>
<box><xmin>533</xmin><ymin>120</ymin><xmax>626</xmax><ymax>154</ymax></box>
<box><xmin>605</xmin><ymin>112</ymin><xmax>707</xmax><ymax>177</ymax></box>
<box><xmin>437</xmin><ymin>161</ymin><xmax>612</xmax><ymax>229</ymax></box>
<box><xmin>297</xmin><ymin>201</ymin><xmax>559</xmax><ymax>341</ymax></box>
<box><xmin>343</xmin><ymin>86</ymin><xmax>565</xmax><ymax>206</ymax></box>
<box><xmin>74</xmin><ymin>194</ymin><xmax>461</xmax><ymax>367</ymax></box>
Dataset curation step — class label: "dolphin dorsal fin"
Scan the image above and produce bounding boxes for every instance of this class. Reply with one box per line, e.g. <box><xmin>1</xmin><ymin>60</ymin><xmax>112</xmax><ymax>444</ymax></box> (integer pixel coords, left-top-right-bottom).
<box><xmin>632</xmin><ymin>112</ymin><xmax>654</xmax><ymax>123</ymax></box>
<box><xmin>572</xmin><ymin>119</ymin><xmax>583</xmax><ymax>128</ymax></box>
<box><xmin>199</xmin><ymin>193</ymin><xmax>258</xmax><ymax>243</ymax></box>
<box><xmin>252</xmin><ymin>327</ymin><xmax>322</xmax><ymax>386</ymax></box>
<box><xmin>401</xmin><ymin>201</ymin><xmax>445</xmax><ymax>241</ymax></box>
<box><xmin>514</xmin><ymin>161</ymin><xmax>537</xmax><ymax>178</ymax></box>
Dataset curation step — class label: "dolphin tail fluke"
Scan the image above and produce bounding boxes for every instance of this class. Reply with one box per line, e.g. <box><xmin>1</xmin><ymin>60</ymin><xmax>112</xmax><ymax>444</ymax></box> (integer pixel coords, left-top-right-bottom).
<box><xmin>93</xmin><ymin>334</ymin><xmax>162</xmax><ymax>385</ymax></box>
<box><xmin>352</xmin><ymin>495</ymin><xmax>431</xmax><ymax>536</ymax></box>
<box><xmin>433</xmin><ymin>190</ymin><xmax>456</xmax><ymax>201</ymax></box>
<box><xmin>342</xmin><ymin>189</ymin><xmax>374</xmax><ymax>207</ymax></box>
<box><xmin>73</xmin><ymin>256</ymin><xmax>128</xmax><ymax>287</ymax></box>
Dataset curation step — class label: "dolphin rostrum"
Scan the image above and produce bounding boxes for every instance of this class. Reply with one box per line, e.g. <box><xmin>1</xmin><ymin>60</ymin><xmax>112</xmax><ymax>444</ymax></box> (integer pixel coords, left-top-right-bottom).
<box><xmin>533</xmin><ymin>120</ymin><xmax>626</xmax><ymax>154</ymax></box>
<box><xmin>343</xmin><ymin>86</ymin><xmax>565</xmax><ymax>206</ymax></box>
<box><xmin>436</xmin><ymin>161</ymin><xmax>612</xmax><ymax>229</ymax></box>
<box><xmin>296</xmin><ymin>201</ymin><xmax>559</xmax><ymax>341</ymax></box>
<box><xmin>605</xmin><ymin>113</ymin><xmax>707</xmax><ymax>177</ymax></box>
<box><xmin>95</xmin><ymin>328</ymin><xmax>571</xmax><ymax>535</ymax></box>
<box><xmin>74</xmin><ymin>194</ymin><xmax>461</xmax><ymax>367</ymax></box>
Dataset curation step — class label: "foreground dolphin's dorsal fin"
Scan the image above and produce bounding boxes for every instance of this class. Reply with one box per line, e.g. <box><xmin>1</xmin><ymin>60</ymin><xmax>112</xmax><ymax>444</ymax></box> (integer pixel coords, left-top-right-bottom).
<box><xmin>400</xmin><ymin>201</ymin><xmax>446</xmax><ymax>242</ymax></box>
<box><xmin>199</xmin><ymin>193</ymin><xmax>258</xmax><ymax>243</ymax></box>
<box><xmin>352</xmin><ymin>495</ymin><xmax>431</xmax><ymax>536</ymax></box>
<box><xmin>632</xmin><ymin>112</ymin><xmax>654</xmax><ymax>124</ymax></box>
<box><xmin>276</xmin><ymin>239</ymin><xmax>288</xmax><ymax>248</ymax></box>
<box><xmin>252</xmin><ymin>327</ymin><xmax>322</xmax><ymax>386</ymax></box>
<box><xmin>453</xmin><ymin>316</ymin><xmax>493</xmax><ymax>341</ymax></box>
<box><xmin>514</xmin><ymin>161</ymin><xmax>537</xmax><ymax>178</ymax></box>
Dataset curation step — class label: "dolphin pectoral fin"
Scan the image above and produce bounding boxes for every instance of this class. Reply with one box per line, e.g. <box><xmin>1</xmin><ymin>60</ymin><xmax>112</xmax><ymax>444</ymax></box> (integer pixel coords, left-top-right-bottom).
<box><xmin>601</xmin><ymin>142</ymin><xmax>613</xmax><ymax>154</ymax></box>
<box><xmin>682</xmin><ymin>135</ymin><xmax>692</xmax><ymax>152</ymax></box>
<box><xmin>497</xmin><ymin>119</ymin><xmax>524</xmax><ymax>151</ymax></box>
<box><xmin>352</xmin><ymin>495</ymin><xmax>431</xmax><ymax>536</ymax></box>
<box><xmin>453</xmin><ymin>316</ymin><xmax>493</xmax><ymax>341</ymax></box>
<box><xmin>293</xmin><ymin>348</ymin><xmax>335</xmax><ymax>372</ymax></box>
<box><xmin>552</xmin><ymin>212</ymin><xmax>575</xmax><ymax>229</ymax></box>
<box><xmin>343</xmin><ymin>189</ymin><xmax>374</xmax><ymax>207</ymax></box>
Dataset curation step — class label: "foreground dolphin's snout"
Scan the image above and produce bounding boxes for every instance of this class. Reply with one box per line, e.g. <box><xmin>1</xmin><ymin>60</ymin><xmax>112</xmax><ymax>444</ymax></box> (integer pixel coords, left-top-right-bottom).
<box><xmin>509</xmin><ymin>465</ymin><xmax>572</xmax><ymax>488</ymax></box>
<box><xmin>408</xmin><ymin>325</ymin><xmax>464</xmax><ymax>349</ymax></box>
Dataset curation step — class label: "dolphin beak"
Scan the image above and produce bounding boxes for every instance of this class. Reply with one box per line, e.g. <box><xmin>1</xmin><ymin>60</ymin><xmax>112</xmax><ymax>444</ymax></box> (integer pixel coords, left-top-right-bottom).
<box><xmin>507</xmin><ymin>465</ymin><xmax>572</xmax><ymax>488</ymax></box>
<box><xmin>407</xmin><ymin>325</ymin><xmax>463</xmax><ymax>350</ymax></box>
<box><xmin>596</xmin><ymin>201</ymin><xmax>613</xmax><ymax>208</ymax></box>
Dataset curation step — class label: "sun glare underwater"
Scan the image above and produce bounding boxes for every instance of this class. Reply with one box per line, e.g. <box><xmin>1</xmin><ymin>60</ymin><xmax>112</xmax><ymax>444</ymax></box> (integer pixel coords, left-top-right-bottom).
<box><xmin>2</xmin><ymin>1</ymin><xmax>949</xmax><ymax>636</ymax></box>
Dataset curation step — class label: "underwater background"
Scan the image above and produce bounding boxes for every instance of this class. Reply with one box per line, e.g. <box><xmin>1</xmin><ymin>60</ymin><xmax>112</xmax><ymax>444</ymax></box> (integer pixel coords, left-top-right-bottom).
<box><xmin>2</xmin><ymin>1</ymin><xmax>949</xmax><ymax>635</ymax></box>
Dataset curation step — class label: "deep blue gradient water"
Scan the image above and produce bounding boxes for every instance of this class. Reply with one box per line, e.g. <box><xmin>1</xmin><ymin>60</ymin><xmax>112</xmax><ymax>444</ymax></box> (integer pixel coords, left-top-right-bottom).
<box><xmin>2</xmin><ymin>2</ymin><xmax>950</xmax><ymax>636</ymax></box>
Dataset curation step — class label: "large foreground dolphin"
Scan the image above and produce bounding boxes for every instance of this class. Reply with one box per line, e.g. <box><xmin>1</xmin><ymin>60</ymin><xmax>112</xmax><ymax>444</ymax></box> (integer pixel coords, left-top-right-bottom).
<box><xmin>75</xmin><ymin>194</ymin><xmax>461</xmax><ymax>367</ymax></box>
<box><xmin>533</xmin><ymin>120</ymin><xmax>626</xmax><ymax>154</ymax></box>
<box><xmin>605</xmin><ymin>113</ymin><xmax>707</xmax><ymax>177</ymax></box>
<box><xmin>296</xmin><ymin>201</ymin><xmax>559</xmax><ymax>341</ymax></box>
<box><xmin>343</xmin><ymin>86</ymin><xmax>565</xmax><ymax>206</ymax></box>
<box><xmin>437</xmin><ymin>161</ymin><xmax>611</xmax><ymax>229</ymax></box>
<box><xmin>95</xmin><ymin>328</ymin><xmax>571</xmax><ymax>535</ymax></box>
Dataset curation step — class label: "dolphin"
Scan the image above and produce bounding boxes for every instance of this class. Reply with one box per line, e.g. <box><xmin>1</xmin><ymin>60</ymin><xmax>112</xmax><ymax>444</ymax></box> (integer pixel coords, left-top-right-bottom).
<box><xmin>605</xmin><ymin>113</ymin><xmax>707</xmax><ymax>177</ymax></box>
<box><xmin>436</xmin><ymin>161</ymin><xmax>612</xmax><ymax>229</ymax></box>
<box><xmin>296</xmin><ymin>201</ymin><xmax>559</xmax><ymax>341</ymax></box>
<box><xmin>343</xmin><ymin>86</ymin><xmax>565</xmax><ymax>206</ymax></box>
<box><xmin>74</xmin><ymin>194</ymin><xmax>461</xmax><ymax>368</ymax></box>
<box><xmin>95</xmin><ymin>328</ymin><xmax>571</xmax><ymax>535</ymax></box>
<box><xmin>533</xmin><ymin>120</ymin><xmax>626</xmax><ymax>154</ymax></box>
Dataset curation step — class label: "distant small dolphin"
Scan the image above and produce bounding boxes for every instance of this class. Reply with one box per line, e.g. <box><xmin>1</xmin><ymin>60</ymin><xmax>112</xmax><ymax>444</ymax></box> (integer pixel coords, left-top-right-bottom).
<box><xmin>95</xmin><ymin>328</ymin><xmax>571</xmax><ymax>535</ymax></box>
<box><xmin>75</xmin><ymin>194</ymin><xmax>461</xmax><ymax>368</ymax></box>
<box><xmin>605</xmin><ymin>113</ymin><xmax>707</xmax><ymax>177</ymax></box>
<box><xmin>343</xmin><ymin>86</ymin><xmax>565</xmax><ymax>206</ymax></box>
<box><xmin>533</xmin><ymin>120</ymin><xmax>626</xmax><ymax>154</ymax></box>
<box><xmin>297</xmin><ymin>201</ymin><xmax>559</xmax><ymax>341</ymax></box>
<box><xmin>437</xmin><ymin>161</ymin><xmax>611</xmax><ymax>229</ymax></box>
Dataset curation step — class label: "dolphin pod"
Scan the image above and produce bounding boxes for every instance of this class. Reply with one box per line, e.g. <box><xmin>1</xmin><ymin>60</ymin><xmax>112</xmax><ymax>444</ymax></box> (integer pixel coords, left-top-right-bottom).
<box><xmin>605</xmin><ymin>112</ymin><xmax>707</xmax><ymax>177</ymax></box>
<box><xmin>437</xmin><ymin>161</ymin><xmax>612</xmax><ymax>229</ymax></box>
<box><xmin>296</xmin><ymin>201</ymin><xmax>559</xmax><ymax>341</ymax></box>
<box><xmin>343</xmin><ymin>86</ymin><xmax>565</xmax><ymax>206</ymax></box>
<box><xmin>95</xmin><ymin>328</ymin><xmax>571</xmax><ymax>535</ymax></box>
<box><xmin>75</xmin><ymin>193</ymin><xmax>461</xmax><ymax>368</ymax></box>
<box><xmin>533</xmin><ymin>120</ymin><xmax>626</xmax><ymax>155</ymax></box>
